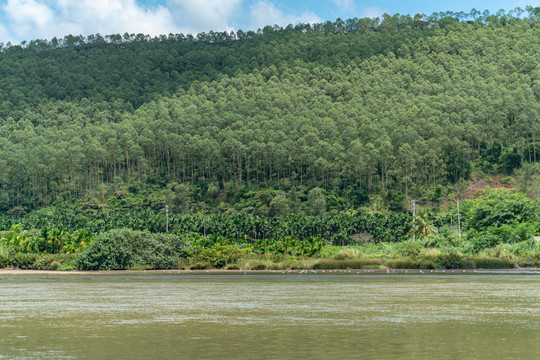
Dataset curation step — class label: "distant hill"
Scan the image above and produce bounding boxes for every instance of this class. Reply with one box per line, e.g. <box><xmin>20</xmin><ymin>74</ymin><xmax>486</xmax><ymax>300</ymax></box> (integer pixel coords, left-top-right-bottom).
<box><xmin>0</xmin><ymin>9</ymin><xmax>538</xmax><ymax>214</ymax></box>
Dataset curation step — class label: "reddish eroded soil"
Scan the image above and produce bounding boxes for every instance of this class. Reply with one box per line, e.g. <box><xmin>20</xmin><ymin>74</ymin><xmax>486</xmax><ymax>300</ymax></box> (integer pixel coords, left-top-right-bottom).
<box><xmin>462</xmin><ymin>175</ymin><xmax>516</xmax><ymax>200</ymax></box>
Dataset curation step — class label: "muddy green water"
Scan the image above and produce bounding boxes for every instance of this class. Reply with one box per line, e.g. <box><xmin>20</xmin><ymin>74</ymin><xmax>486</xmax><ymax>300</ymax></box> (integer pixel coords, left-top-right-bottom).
<box><xmin>0</xmin><ymin>275</ymin><xmax>539</xmax><ymax>359</ymax></box>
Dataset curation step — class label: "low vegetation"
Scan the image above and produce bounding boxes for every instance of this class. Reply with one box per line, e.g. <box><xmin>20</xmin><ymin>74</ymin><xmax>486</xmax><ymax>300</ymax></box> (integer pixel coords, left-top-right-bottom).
<box><xmin>1</xmin><ymin>189</ymin><xmax>538</xmax><ymax>271</ymax></box>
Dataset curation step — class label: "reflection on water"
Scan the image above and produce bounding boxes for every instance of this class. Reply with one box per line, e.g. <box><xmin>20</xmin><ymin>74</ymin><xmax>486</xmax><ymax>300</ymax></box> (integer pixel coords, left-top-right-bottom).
<box><xmin>0</xmin><ymin>275</ymin><xmax>539</xmax><ymax>359</ymax></box>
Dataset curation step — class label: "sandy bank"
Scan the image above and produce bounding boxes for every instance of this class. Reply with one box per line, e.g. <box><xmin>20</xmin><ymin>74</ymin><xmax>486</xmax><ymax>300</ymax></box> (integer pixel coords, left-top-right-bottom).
<box><xmin>1</xmin><ymin>268</ymin><xmax>539</xmax><ymax>276</ymax></box>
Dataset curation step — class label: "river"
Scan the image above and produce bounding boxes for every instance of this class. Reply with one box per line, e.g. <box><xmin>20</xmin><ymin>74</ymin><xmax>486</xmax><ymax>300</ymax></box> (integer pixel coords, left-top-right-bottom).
<box><xmin>1</xmin><ymin>274</ymin><xmax>538</xmax><ymax>359</ymax></box>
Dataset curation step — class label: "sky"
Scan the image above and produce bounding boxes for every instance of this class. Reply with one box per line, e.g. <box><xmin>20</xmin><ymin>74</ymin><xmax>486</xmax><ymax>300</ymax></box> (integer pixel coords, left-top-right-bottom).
<box><xmin>0</xmin><ymin>0</ymin><xmax>538</xmax><ymax>44</ymax></box>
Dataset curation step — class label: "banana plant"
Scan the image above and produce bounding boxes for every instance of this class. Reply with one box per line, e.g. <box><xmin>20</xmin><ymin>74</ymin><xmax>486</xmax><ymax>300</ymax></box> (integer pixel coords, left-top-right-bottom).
<box><xmin>410</xmin><ymin>210</ymin><xmax>439</xmax><ymax>239</ymax></box>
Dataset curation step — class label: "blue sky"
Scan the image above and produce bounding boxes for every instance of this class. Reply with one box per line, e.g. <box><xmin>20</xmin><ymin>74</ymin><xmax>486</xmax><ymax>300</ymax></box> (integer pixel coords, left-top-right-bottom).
<box><xmin>0</xmin><ymin>0</ymin><xmax>538</xmax><ymax>44</ymax></box>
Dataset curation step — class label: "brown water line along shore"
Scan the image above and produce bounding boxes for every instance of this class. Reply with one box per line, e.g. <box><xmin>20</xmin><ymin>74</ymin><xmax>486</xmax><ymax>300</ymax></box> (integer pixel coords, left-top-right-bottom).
<box><xmin>1</xmin><ymin>268</ymin><xmax>539</xmax><ymax>276</ymax></box>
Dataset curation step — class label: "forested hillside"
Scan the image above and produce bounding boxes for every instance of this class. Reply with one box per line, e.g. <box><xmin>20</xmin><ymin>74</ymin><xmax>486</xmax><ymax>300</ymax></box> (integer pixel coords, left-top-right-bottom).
<box><xmin>0</xmin><ymin>9</ymin><xmax>538</xmax><ymax>215</ymax></box>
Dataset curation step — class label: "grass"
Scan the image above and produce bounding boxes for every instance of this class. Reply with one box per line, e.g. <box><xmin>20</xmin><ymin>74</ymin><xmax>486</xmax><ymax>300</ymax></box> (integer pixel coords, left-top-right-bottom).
<box><xmin>0</xmin><ymin>252</ymin><xmax>78</xmax><ymax>270</ymax></box>
<box><xmin>313</xmin><ymin>258</ymin><xmax>384</xmax><ymax>269</ymax></box>
<box><xmin>1</xmin><ymin>242</ymin><xmax>539</xmax><ymax>271</ymax></box>
<box><xmin>173</xmin><ymin>250</ymin><xmax>539</xmax><ymax>271</ymax></box>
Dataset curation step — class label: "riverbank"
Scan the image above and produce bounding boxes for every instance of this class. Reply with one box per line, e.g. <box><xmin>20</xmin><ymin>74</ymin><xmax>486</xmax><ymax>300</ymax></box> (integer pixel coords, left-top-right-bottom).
<box><xmin>1</xmin><ymin>268</ymin><xmax>539</xmax><ymax>276</ymax></box>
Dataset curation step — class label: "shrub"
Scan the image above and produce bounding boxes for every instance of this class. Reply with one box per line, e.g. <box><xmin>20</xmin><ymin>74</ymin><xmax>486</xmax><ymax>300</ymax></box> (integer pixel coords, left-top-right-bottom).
<box><xmin>506</xmin><ymin>239</ymin><xmax>538</xmax><ymax>256</ymax></box>
<box><xmin>33</xmin><ymin>254</ymin><xmax>77</xmax><ymax>270</ymax></box>
<box><xmin>386</xmin><ymin>258</ymin><xmax>436</xmax><ymax>269</ymax></box>
<box><xmin>460</xmin><ymin>190</ymin><xmax>539</xmax><ymax>231</ymax></box>
<box><xmin>253</xmin><ymin>236</ymin><xmax>323</xmax><ymax>257</ymax></box>
<box><xmin>12</xmin><ymin>253</ymin><xmax>39</xmax><ymax>269</ymax></box>
<box><xmin>487</xmin><ymin>223</ymin><xmax>536</xmax><ymax>243</ymax></box>
<box><xmin>395</xmin><ymin>240</ymin><xmax>423</xmax><ymax>258</ymax></box>
<box><xmin>333</xmin><ymin>248</ymin><xmax>360</xmax><ymax>260</ymax></box>
<box><xmin>468</xmin><ymin>232</ymin><xmax>501</xmax><ymax>253</ymax></box>
<box><xmin>349</xmin><ymin>233</ymin><xmax>374</xmax><ymax>246</ymax></box>
<box><xmin>467</xmin><ymin>223</ymin><xmax>536</xmax><ymax>254</ymax></box>
<box><xmin>480</xmin><ymin>256</ymin><xmax>514</xmax><ymax>269</ymax></box>
<box><xmin>421</xmin><ymin>231</ymin><xmax>464</xmax><ymax>249</ymax></box>
<box><xmin>7</xmin><ymin>206</ymin><xmax>26</xmax><ymax>216</ymax></box>
<box><xmin>192</xmin><ymin>244</ymin><xmax>249</xmax><ymax>268</ymax></box>
<box><xmin>77</xmin><ymin>229</ymin><xmax>193</xmax><ymax>270</ymax></box>
<box><xmin>435</xmin><ymin>253</ymin><xmax>464</xmax><ymax>269</ymax></box>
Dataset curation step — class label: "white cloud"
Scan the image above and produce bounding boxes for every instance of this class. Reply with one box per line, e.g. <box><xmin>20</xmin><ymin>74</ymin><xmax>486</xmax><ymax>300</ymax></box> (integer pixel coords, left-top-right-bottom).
<box><xmin>167</xmin><ymin>0</ymin><xmax>244</xmax><ymax>33</ymax></box>
<box><xmin>0</xmin><ymin>0</ymin><xmax>331</xmax><ymax>43</ymax></box>
<box><xmin>332</xmin><ymin>0</ymin><xmax>355</xmax><ymax>13</ymax></box>
<box><xmin>1</xmin><ymin>0</ymin><xmax>180</xmax><ymax>42</ymax></box>
<box><xmin>362</xmin><ymin>6</ymin><xmax>384</xmax><ymax>19</ymax></box>
<box><xmin>249</xmin><ymin>1</ymin><xmax>321</xmax><ymax>30</ymax></box>
<box><xmin>4</xmin><ymin>0</ymin><xmax>53</xmax><ymax>27</ymax></box>
<box><xmin>55</xmin><ymin>0</ymin><xmax>179</xmax><ymax>35</ymax></box>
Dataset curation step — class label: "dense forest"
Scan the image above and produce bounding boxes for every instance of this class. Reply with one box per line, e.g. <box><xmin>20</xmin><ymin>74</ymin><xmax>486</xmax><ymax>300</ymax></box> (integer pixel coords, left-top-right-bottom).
<box><xmin>0</xmin><ymin>8</ymin><xmax>539</xmax><ymax>270</ymax></box>
<box><xmin>0</xmin><ymin>8</ymin><xmax>538</xmax><ymax>215</ymax></box>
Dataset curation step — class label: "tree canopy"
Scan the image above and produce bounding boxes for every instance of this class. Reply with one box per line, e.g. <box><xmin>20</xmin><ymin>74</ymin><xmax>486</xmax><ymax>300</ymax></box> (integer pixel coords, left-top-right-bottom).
<box><xmin>0</xmin><ymin>9</ymin><xmax>538</xmax><ymax>215</ymax></box>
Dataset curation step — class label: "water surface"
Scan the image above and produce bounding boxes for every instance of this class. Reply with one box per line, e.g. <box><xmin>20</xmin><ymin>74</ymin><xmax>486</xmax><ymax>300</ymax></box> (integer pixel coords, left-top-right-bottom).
<box><xmin>0</xmin><ymin>274</ymin><xmax>538</xmax><ymax>359</ymax></box>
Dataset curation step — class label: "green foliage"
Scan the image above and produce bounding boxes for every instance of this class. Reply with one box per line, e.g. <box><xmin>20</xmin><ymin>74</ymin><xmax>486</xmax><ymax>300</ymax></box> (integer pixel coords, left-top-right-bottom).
<box><xmin>460</xmin><ymin>190</ymin><xmax>540</xmax><ymax>231</ymax></box>
<box><xmin>10</xmin><ymin>253</ymin><xmax>40</xmax><ymax>269</ymax></box>
<box><xmin>166</xmin><ymin>183</ymin><xmax>192</xmax><ymax>215</ymax></box>
<box><xmin>0</xmin><ymin>210</ymin><xmax>413</xmax><ymax>245</ymax></box>
<box><xmin>0</xmin><ymin>225</ymin><xmax>92</xmax><ymax>254</ymax></box>
<box><xmin>269</xmin><ymin>195</ymin><xmax>292</xmax><ymax>217</ymax></box>
<box><xmin>313</xmin><ymin>258</ymin><xmax>382</xmax><ymax>269</ymax></box>
<box><xmin>0</xmin><ymin>245</ymin><xmax>77</xmax><ymax>270</ymax></box>
<box><xmin>466</xmin><ymin>222</ymin><xmax>537</xmax><ymax>254</ymax></box>
<box><xmin>7</xmin><ymin>206</ymin><xmax>26</xmax><ymax>216</ymax></box>
<box><xmin>420</xmin><ymin>230</ymin><xmax>463</xmax><ymax>249</ymax></box>
<box><xmin>0</xmin><ymin>10</ymin><xmax>538</xmax><ymax>270</ymax></box>
<box><xmin>307</xmin><ymin>188</ymin><xmax>326</xmax><ymax>216</ymax></box>
<box><xmin>409</xmin><ymin>211</ymin><xmax>438</xmax><ymax>238</ymax></box>
<box><xmin>253</xmin><ymin>236</ymin><xmax>324</xmax><ymax>257</ymax></box>
<box><xmin>515</xmin><ymin>163</ymin><xmax>540</xmax><ymax>199</ymax></box>
<box><xmin>31</xmin><ymin>254</ymin><xmax>77</xmax><ymax>270</ymax></box>
<box><xmin>0</xmin><ymin>12</ymin><xmax>537</xmax><ymax>213</ymax></box>
<box><xmin>467</xmin><ymin>232</ymin><xmax>501</xmax><ymax>253</ymax></box>
<box><xmin>191</xmin><ymin>244</ymin><xmax>250</xmax><ymax>268</ymax></box>
<box><xmin>487</xmin><ymin>222</ymin><xmax>536</xmax><ymax>243</ymax></box>
<box><xmin>77</xmin><ymin>229</ymin><xmax>193</xmax><ymax>270</ymax></box>
<box><xmin>501</xmin><ymin>151</ymin><xmax>522</xmax><ymax>175</ymax></box>
<box><xmin>394</xmin><ymin>240</ymin><xmax>424</xmax><ymax>258</ymax></box>
<box><xmin>386</xmin><ymin>258</ymin><xmax>436</xmax><ymax>269</ymax></box>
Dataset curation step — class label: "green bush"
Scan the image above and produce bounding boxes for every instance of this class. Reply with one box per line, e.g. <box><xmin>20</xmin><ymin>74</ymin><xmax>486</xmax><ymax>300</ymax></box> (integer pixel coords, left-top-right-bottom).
<box><xmin>435</xmin><ymin>253</ymin><xmax>464</xmax><ymax>269</ymax></box>
<box><xmin>32</xmin><ymin>254</ymin><xmax>77</xmax><ymax>270</ymax></box>
<box><xmin>509</xmin><ymin>239</ymin><xmax>539</xmax><ymax>255</ymax></box>
<box><xmin>253</xmin><ymin>236</ymin><xmax>323</xmax><ymax>256</ymax></box>
<box><xmin>487</xmin><ymin>223</ymin><xmax>536</xmax><ymax>243</ymax></box>
<box><xmin>467</xmin><ymin>222</ymin><xmax>536</xmax><ymax>254</ymax></box>
<box><xmin>11</xmin><ymin>253</ymin><xmax>39</xmax><ymax>269</ymax></box>
<box><xmin>0</xmin><ymin>225</ymin><xmax>92</xmax><ymax>255</ymax></box>
<box><xmin>482</xmin><ymin>256</ymin><xmax>514</xmax><ymax>269</ymax></box>
<box><xmin>77</xmin><ymin>229</ymin><xmax>193</xmax><ymax>270</ymax></box>
<box><xmin>468</xmin><ymin>232</ymin><xmax>501</xmax><ymax>253</ymax></box>
<box><xmin>422</xmin><ymin>231</ymin><xmax>464</xmax><ymax>249</ymax></box>
<box><xmin>394</xmin><ymin>240</ymin><xmax>423</xmax><ymax>258</ymax></box>
<box><xmin>519</xmin><ymin>253</ymin><xmax>540</xmax><ymax>268</ymax></box>
<box><xmin>192</xmin><ymin>244</ymin><xmax>249</xmax><ymax>268</ymax></box>
<box><xmin>460</xmin><ymin>190</ymin><xmax>539</xmax><ymax>231</ymax></box>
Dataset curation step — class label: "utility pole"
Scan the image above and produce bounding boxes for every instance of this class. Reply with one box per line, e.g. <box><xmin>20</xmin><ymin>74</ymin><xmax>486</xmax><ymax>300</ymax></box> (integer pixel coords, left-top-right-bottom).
<box><xmin>412</xmin><ymin>199</ymin><xmax>416</xmax><ymax>241</ymax></box>
<box><xmin>166</xmin><ymin>205</ymin><xmax>169</xmax><ymax>232</ymax></box>
<box><xmin>456</xmin><ymin>199</ymin><xmax>461</xmax><ymax>238</ymax></box>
